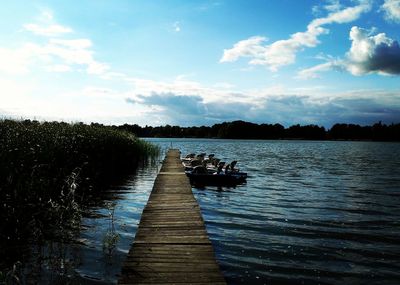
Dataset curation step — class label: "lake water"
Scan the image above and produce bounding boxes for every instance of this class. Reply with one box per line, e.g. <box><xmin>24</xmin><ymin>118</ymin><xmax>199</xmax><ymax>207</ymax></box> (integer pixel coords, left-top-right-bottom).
<box><xmin>12</xmin><ymin>163</ymin><xmax>160</xmax><ymax>284</ymax></box>
<box><xmin>148</xmin><ymin>138</ymin><xmax>400</xmax><ymax>285</ymax></box>
<box><xmin>8</xmin><ymin>139</ymin><xmax>400</xmax><ymax>284</ymax></box>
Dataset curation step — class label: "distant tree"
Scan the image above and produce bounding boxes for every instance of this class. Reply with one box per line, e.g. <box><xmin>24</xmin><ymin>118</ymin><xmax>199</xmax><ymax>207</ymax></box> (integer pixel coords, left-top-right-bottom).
<box><xmin>113</xmin><ymin>121</ymin><xmax>399</xmax><ymax>141</ymax></box>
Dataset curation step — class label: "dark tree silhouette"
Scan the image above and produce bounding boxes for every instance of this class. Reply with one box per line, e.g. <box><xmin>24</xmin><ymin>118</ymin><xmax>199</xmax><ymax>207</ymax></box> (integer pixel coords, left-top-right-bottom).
<box><xmin>117</xmin><ymin>120</ymin><xmax>400</xmax><ymax>141</ymax></box>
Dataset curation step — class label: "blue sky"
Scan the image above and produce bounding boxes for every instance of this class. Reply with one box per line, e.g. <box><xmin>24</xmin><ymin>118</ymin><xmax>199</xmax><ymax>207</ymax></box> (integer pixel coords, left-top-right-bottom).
<box><xmin>0</xmin><ymin>0</ymin><xmax>399</xmax><ymax>127</ymax></box>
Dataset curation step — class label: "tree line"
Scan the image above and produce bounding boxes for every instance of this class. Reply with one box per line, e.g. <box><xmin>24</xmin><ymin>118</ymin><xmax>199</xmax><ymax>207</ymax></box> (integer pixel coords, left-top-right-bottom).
<box><xmin>117</xmin><ymin>120</ymin><xmax>400</xmax><ymax>141</ymax></box>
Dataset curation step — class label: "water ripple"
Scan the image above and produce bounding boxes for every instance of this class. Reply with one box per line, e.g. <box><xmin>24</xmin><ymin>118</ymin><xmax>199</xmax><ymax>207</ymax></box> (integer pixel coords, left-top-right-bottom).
<box><xmin>149</xmin><ymin>139</ymin><xmax>400</xmax><ymax>285</ymax></box>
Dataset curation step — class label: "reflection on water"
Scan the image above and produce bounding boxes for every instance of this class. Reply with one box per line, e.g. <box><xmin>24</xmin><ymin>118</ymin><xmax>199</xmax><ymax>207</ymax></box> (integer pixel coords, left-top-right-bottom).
<box><xmin>7</xmin><ymin>161</ymin><xmax>160</xmax><ymax>284</ymax></box>
<box><xmin>5</xmin><ymin>139</ymin><xmax>399</xmax><ymax>284</ymax></box>
<box><xmin>148</xmin><ymin>138</ymin><xmax>400</xmax><ymax>285</ymax></box>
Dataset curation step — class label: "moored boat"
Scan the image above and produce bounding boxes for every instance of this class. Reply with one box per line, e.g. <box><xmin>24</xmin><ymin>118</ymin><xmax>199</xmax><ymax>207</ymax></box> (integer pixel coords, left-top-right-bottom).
<box><xmin>182</xmin><ymin>153</ymin><xmax>247</xmax><ymax>187</ymax></box>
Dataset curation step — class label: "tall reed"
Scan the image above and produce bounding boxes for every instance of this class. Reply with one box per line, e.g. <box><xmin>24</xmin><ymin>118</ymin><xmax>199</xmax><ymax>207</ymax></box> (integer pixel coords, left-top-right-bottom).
<box><xmin>0</xmin><ymin>119</ymin><xmax>159</xmax><ymax>268</ymax></box>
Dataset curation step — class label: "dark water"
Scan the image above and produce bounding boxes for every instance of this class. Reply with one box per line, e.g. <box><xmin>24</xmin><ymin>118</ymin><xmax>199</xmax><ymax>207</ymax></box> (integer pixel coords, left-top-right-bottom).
<box><xmin>6</xmin><ymin>139</ymin><xmax>399</xmax><ymax>284</ymax></box>
<box><xmin>148</xmin><ymin>138</ymin><xmax>400</xmax><ymax>285</ymax></box>
<box><xmin>8</xmin><ymin>162</ymin><xmax>160</xmax><ymax>284</ymax></box>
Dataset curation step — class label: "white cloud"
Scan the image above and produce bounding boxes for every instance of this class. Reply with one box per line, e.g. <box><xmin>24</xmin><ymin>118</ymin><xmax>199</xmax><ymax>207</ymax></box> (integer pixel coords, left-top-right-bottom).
<box><xmin>381</xmin><ymin>0</ymin><xmax>400</xmax><ymax>22</ymax></box>
<box><xmin>81</xmin><ymin>86</ymin><xmax>116</xmax><ymax>97</ymax></box>
<box><xmin>325</xmin><ymin>0</ymin><xmax>342</xmax><ymax>12</ymax></box>
<box><xmin>46</xmin><ymin>39</ymin><xmax>108</xmax><ymax>74</ymax></box>
<box><xmin>173</xmin><ymin>21</ymin><xmax>181</xmax><ymax>32</ymax></box>
<box><xmin>0</xmin><ymin>39</ymin><xmax>109</xmax><ymax>75</ymax></box>
<box><xmin>0</xmin><ymin>12</ymin><xmax>109</xmax><ymax>76</ymax></box>
<box><xmin>312</xmin><ymin>0</ymin><xmax>342</xmax><ymax>16</ymax></box>
<box><xmin>0</xmin><ymin>46</ymin><xmax>33</xmax><ymax>74</ymax></box>
<box><xmin>298</xmin><ymin>62</ymin><xmax>339</xmax><ymax>79</ymax></box>
<box><xmin>23</xmin><ymin>23</ymin><xmax>73</xmax><ymax>37</ymax></box>
<box><xmin>3</xmin><ymin>4</ymin><xmax>399</xmax><ymax>127</ymax></box>
<box><xmin>212</xmin><ymin>82</ymin><xmax>235</xmax><ymax>89</ymax></box>
<box><xmin>310</xmin><ymin>0</ymin><xmax>371</xmax><ymax>27</ymax></box>
<box><xmin>167</xmin><ymin>21</ymin><xmax>182</xmax><ymax>33</ymax></box>
<box><xmin>127</xmin><ymin>77</ymin><xmax>291</xmax><ymax>110</ymax></box>
<box><xmin>0</xmin><ymin>79</ymin><xmax>154</xmax><ymax>125</ymax></box>
<box><xmin>298</xmin><ymin>26</ymin><xmax>400</xmax><ymax>77</ymax></box>
<box><xmin>23</xmin><ymin>9</ymin><xmax>73</xmax><ymax>37</ymax></box>
<box><xmin>45</xmin><ymin>64</ymin><xmax>72</xmax><ymax>73</ymax></box>
<box><xmin>220</xmin><ymin>36</ymin><xmax>267</xmax><ymax>62</ymax></box>
<box><xmin>346</xmin><ymin>26</ymin><xmax>400</xmax><ymax>75</ymax></box>
<box><xmin>2</xmin><ymin>67</ymin><xmax>399</xmax><ymax>127</ymax></box>
<box><xmin>126</xmin><ymin>78</ymin><xmax>310</xmax><ymax>109</ymax></box>
<box><xmin>50</xmin><ymin>39</ymin><xmax>92</xmax><ymax>49</ymax></box>
<box><xmin>125</xmin><ymin>76</ymin><xmax>251</xmax><ymax>106</ymax></box>
<box><xmin>220</xmin><ymin>0</ymin><xmax>371</xmax><ymax>71</ymax></box>
<box><xmin>0</xmin><ymin>78</ymin><xmax>35</xmax><ymax>107</ymax></box>
<box><xmin>124</xmin><ymin>76</ymin><xmax>339</xmax><ymax>110</ymax></box>
<box><xmin>124</xmin><ymin>88</ymin><xmax>400</xmax><ymax>127</ymax></box>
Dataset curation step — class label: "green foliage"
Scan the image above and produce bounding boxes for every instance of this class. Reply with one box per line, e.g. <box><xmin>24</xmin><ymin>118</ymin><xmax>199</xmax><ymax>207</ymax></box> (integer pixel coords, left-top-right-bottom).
<box><xmin>0</xmin><ymin>118</ymin><xmax>159</xmax><ymax>194</ymax></box>
<box><xmin>0</xmin><ymin>119</ymin><xmax>159</xmax><ymax>268</ymax></box>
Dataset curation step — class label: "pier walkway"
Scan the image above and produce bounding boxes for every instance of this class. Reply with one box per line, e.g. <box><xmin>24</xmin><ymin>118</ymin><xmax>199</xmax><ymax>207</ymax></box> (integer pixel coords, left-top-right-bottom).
<box><xmin>119</xmin><ymin>149</ymin><xmax>226</xmax><ymax>284</ymax></box>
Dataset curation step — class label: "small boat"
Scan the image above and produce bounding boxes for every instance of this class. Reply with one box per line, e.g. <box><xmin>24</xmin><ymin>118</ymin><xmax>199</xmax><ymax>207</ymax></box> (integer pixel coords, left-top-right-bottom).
<box><xmin>185</xmin><ymin>165</ymin><xmax>247</xmax><ymax>187</ymax></box>
<box><xmin>182</xmin><ymin>153</ymin><xmax>247</xmax><ymax>186</ymax></box>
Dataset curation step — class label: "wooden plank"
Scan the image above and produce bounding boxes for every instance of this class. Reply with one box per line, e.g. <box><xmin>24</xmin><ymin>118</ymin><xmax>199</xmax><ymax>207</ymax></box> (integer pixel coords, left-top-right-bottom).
<box><xmin>119</xmin><ymin>272</ymin><xmax>225</xmax><ymax>283</ymax></box>
<box><xmin>118</xmin><ymin>149</ymin><xmax>226</xmax><ymax>284</ymax></box>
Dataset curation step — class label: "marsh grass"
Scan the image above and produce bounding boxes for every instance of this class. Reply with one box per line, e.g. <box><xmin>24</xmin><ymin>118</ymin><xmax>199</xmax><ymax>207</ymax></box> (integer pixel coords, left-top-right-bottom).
<box><xmin>0</xmin><ymin>119</ymin><xmax>159</xmax><ymax>270</ymax></box>
<box><xmin>0</xmin><ymin>261</ymin><xmax>22</xmax><ymax>285</ymax></box>
<box><xmin>102</xmin><ymin>202</ymin><xmax>120</xmax><ymax>258</ymax></box>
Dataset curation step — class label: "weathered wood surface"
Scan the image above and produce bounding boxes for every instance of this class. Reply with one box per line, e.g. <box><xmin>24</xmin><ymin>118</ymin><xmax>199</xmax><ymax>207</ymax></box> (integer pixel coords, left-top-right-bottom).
<box><xmin>119</xmin><ymin>149</ymin><xmax>226</xmax><ymax>285</ymax></box>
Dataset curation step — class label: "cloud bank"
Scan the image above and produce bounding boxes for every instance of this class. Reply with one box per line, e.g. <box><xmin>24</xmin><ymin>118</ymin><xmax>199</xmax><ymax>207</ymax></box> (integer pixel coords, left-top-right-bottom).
<box><xmin>125</xmin><ymin>87</ymin><xmax>400</xmax><ymax>127</ymax></box>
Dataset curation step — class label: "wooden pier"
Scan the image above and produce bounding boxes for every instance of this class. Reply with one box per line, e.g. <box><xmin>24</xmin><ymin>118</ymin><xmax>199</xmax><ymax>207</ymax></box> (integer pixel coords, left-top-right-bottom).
<box><xmin>119</xmin><ymin>149</ymin><xmax>226</xmax><ymax>285</ymax></box>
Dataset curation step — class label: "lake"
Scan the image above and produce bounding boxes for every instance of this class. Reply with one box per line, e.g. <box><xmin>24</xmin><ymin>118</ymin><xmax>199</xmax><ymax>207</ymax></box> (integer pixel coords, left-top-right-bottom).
<box><xmin>3</xmin><ymin>163</ymin><xmax>160</xmax><ymax>284</ymax></box>
<box><xmin>4</xmin><ymin>139</ymin><xmax>400</xmax><ymax>284</ymax></box>
<box><xmin>148</xmin><ymin>138</ymin><xmax>400</xmax><ymax>285</ymax></box>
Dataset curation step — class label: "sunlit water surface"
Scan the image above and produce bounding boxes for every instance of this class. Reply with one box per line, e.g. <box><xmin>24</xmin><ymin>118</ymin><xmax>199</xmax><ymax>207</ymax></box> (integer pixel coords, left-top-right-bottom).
<box><xmin>148</xmin><ymin>138</ymin><xmax>400</xmax><ymax>285</ymax></box>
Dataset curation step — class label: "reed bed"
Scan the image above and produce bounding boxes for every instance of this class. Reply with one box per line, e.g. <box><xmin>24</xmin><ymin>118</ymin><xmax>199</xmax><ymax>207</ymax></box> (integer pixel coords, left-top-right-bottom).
<box><xmin>0</xmin><ymin>119</ymin><xmax>159</xmax><ymax>266</ymax></box>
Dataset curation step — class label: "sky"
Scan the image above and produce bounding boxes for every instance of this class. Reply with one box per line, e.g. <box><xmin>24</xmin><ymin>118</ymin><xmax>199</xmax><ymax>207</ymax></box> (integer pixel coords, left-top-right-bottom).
<box><xmin>0</xmin><ymin>0</ymin><xmax>399</xmax><ymax>127</ymax></box>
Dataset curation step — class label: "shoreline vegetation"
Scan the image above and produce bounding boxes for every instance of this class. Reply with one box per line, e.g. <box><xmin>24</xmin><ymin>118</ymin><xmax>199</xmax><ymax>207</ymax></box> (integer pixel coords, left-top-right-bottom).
<box><xmin>118</xmin><ymin>120</ymin><xmax>400</xmax><ymax>141</ymax></box>
<box><xmin>0</xmin><ymin>119</ymin><xmax>159</xmax><ymax>273</ymax></box>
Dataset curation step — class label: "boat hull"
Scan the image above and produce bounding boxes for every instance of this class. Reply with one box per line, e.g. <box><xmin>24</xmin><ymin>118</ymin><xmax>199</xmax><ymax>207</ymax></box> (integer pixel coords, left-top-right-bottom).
<box><xmin>186</xmin><ymin>172</ymin><xmax>247</xmax><ymax>187</ymax></box>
